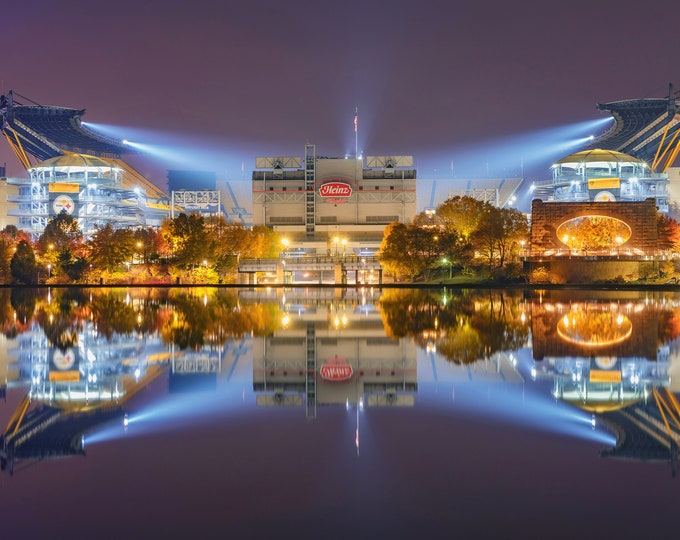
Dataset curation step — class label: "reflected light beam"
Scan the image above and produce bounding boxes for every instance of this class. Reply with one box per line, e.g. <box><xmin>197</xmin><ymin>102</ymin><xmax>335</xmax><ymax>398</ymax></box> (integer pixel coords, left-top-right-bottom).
<box><xmin>84</xmin><ymin>386</ymin><xmax>248</xmax><ymax>445</ymax></box>
<box><xmin>429</xmin><ymin>384</ymin><xmax>617</xmax><ymax>447</ymax></box>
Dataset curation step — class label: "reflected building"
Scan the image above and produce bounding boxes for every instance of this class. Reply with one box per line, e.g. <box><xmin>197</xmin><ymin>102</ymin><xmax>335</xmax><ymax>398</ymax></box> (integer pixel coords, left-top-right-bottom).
<box><xmin>530</xmin><ymin>290</ymin><xmax>680</xmax><ymax>472</ymax></box>
<box><xmin>2</xmin><ymin>286</ymin><xmax>678</xmax><ymax>475</ymax></box>
<box><xmin>247</xmin><ymin>288</ymin><xmax>418</xmax><ymax>417</ymax></box>
<box><xmin>531</xmin><ymin>291</ymin><xmax>674</xmax><ymax>405</ymax></box>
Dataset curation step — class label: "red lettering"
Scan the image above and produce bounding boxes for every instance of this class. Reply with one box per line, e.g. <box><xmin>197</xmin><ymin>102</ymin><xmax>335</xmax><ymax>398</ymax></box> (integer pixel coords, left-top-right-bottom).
<box><xmin>319</xmin><ymin>182</ymin><xmax>352</xmax><ymax>197</ymax></box>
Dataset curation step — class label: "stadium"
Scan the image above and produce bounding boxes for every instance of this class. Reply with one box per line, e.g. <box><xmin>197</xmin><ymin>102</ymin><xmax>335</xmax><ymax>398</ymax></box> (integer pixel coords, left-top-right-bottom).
<box><xmin>1</xmin><ymin>85</ymin><xmax>679</xmax><ymax>277</ymax></box>
<box><xmin>0</xmin><ymin>90</ymin><xmax>521</xmax><ymax>249</ymax></box>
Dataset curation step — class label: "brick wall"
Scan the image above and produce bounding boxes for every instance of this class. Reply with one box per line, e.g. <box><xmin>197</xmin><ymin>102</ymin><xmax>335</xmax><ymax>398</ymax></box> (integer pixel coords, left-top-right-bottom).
<box><xmin>530</xmin><ymin>198</ymin><xmax>659</xmax><ymax>255</ymax></box>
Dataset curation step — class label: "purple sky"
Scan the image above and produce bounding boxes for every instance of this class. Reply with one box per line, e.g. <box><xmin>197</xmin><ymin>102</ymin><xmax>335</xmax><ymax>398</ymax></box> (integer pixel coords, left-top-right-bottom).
<box><xmin>1</xmin><ymin>0</ymin><xmax>678</xmax><ymax>188</ymax></box>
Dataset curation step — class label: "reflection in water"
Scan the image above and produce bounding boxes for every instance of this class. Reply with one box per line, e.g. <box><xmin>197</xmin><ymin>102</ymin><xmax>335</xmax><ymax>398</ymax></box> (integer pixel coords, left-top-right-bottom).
<box><xmin>556</xmin><ymin>305</ymin><xmax>633</xmax><ymax>347</ymax></box>
<box><xmin>0</xmin><ymin>287</ymin><xmax>678</xmax><ymax>476</ymax></box>
<box><xmin>530</xmin><ymin>290</ymin><xmax>680</xmax><ymax>474</ymax></box>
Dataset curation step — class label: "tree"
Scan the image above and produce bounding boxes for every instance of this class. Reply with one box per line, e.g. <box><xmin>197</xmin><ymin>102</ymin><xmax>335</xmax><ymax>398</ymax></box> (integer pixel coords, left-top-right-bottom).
<box><xmin>89</xmin><ymin>224</ymin><xmax>135</xmax><ymax>272</ymax></box>
<box><xmin>473</xmin><ymin>206</ymin><xmax>528</xmax><ymax>269</ymax></box>
<box><xmin>134</xmin><ymin>227</ymin><xmax>168</xmax><ymax>264</ymax></box>
<box><xmin>37</xmin><ymin>211</ymin><xmax>85</xmax><ymax>280</ymax></box>
<box><xmin>10</xmin><ymin>240</ymin><xmax>38</xmax><ymax>284</ymax></box>
<box><xmin>38</xmin><ymin>211</ymin><xmax>84</xmax><ymax>256</ymax></box>
<box><xmin>0</xmin><ymin>238</ymin><xmax>13</xmax><ymax>284</ymax></box>
<box><xmin>163</xmin><ymin>214</ymin><xmax>208</xmax><ymax>268</ymax></box>
<box><xmin>436</xmin><ymin>196</ymin><xmax>488</xmax><ymax>240</ymax></box>
<box><xmin>379</xmin><ymin>222</ymin><xmax>417</xmax><ymax>281</ymax></box>
<box><xmin>657</xmin><ymin>214</ymin><xmax>680</xmax><ymax>253</ymax></box>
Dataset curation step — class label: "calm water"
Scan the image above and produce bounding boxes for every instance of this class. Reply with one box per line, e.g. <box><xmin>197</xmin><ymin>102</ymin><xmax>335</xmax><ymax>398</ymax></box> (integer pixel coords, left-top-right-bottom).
<box><xmin>0</xmin><ymin>286</ymin><xmax>678</xmax><ymax>539</ymax></box>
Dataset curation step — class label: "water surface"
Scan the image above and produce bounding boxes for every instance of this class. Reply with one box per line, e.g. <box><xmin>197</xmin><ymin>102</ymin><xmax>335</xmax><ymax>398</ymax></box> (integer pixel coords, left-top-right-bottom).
<box><xmin>0</xmin><ymin>287</ymin><xmax>678</xmax><ymax>538</ymax></box>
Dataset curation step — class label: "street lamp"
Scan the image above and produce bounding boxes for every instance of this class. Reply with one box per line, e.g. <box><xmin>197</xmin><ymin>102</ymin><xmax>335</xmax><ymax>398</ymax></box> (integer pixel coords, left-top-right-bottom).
<box><xmin>341</xmin><ymin>238</ymin><xmax>347</xmax><ymax>256</ymax></box>
<box><xmin>333</xmin><ymin>236</ymin><xmax>339</xmax><ymax>256</ymax></box>
<box><xmin>47</xmin><ymin>264</ymin><xmax>52</xmax><ymax>278</ymax></box>
<box><xmin>441</xmin><ymin>257</ymin><xmax>452</xmax><ymax>279</ymax></box>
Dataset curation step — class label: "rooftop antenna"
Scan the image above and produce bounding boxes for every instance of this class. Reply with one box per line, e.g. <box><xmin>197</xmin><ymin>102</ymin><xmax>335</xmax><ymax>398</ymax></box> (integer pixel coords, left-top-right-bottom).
<box><xmin>354</xmin><ymin>106</ymin><xmax>358</xmax><ymax>159</ymax></box>
<box><xmin>354</xmin><ymin>106</ymin><xmax>359</xmax><ymax>185</ymax></box>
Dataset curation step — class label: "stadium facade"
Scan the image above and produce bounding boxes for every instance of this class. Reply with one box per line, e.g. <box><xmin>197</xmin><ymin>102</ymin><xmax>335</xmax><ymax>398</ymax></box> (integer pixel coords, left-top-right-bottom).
<box><xmin>531</xmin><ymin>148</ymin><xmax>669</xmax><ymax>212</ymax></box>
<box><xmin>1</xmin><ymin>85</ymin><xmax>679</xmax><ymax>252</ymax></box>
<box><xmin>0</xmin><ymin>91</ymin><xmax>173</xmax><ymax>238</ymax></box>
<box><xmin>252</xmin><ymin>149</ymin><xmax>417</xmax><ymax>257</ymax></box>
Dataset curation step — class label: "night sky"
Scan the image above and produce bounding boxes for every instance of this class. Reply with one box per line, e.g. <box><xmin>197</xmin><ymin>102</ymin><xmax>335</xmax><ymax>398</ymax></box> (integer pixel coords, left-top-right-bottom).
<box><xmin>2</xmin><ymin>0</ymin><xmax>679</xmax><ymax>191</ymax></box>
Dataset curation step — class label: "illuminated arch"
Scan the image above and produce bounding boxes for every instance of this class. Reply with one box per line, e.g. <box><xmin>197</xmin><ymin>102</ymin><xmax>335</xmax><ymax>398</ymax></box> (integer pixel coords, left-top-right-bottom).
<box><xmin>556</xmin><ymin>215</ymin><xmax>632</xmax><ymax>251</ymax></box>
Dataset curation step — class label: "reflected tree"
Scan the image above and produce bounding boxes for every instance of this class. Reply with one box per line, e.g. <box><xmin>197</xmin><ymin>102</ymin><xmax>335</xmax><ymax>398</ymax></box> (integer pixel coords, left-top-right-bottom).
<box><xmin>380</xmin><ymin>288</ymin><xmax>529</xmax><ymax>364</ymax></box>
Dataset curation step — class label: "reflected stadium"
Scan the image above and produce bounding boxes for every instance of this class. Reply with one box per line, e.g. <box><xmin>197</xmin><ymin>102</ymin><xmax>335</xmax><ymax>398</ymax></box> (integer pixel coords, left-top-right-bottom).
<box><xmin>0</xmin><ymin>286</ymin><xmax>678</xmax><ymax>477</ymax></box>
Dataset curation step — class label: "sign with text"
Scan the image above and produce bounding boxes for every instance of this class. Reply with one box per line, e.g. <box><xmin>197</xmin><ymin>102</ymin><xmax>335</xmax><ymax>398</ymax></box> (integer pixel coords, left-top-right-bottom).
<box><xmin>319</xmin><ymin>181</ymin><xmax>352</xmax><ymax>198</ymax></box>
<box><xmin>320</xmin><ymin>357</ymin><xmax>353</xmax><ymax>382</ymax></box>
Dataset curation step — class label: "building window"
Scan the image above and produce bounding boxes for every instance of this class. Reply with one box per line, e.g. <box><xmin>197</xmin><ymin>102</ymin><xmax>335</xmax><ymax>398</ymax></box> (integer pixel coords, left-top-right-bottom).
<box><xmin>375</xmin><ymin>186</ymin><xmax>379</xmax><ymax>190</ymax></box>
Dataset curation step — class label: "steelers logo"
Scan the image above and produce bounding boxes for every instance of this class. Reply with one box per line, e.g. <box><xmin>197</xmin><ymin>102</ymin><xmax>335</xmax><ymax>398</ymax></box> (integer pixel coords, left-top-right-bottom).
<box><xmin>53</xmin><ymin>195</ymin><xmax>75</xmax><ymax>214</ymax></box>
<box><xmin>594</xmin><ymin>191</ymin><xmax>616</xmax><ymax>202</ymax></box>
<box><xmin>53</xmin><ymin>348</ymin><xmax>76</xmax><ymax>370</ymax></box>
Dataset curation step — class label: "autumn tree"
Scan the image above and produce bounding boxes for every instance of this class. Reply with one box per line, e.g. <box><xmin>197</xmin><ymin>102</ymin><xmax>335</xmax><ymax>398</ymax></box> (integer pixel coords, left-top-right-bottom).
<box><xmin>162</xmin><ymin>214</ymin><xmax>209</xmax><ymax>269</ymax></box>
<box><xmin>89</xmin><ymin>224</ymin><xmax>136</xmax><ymax>272</ymax></box>
<box><xmin>657</xmin><ymin>214</ymin><xmax>680</xmax><ymax>253</ymax></box>
<box><xmin>133</xmin><ymin>227</ymin><xmax>168</xmax><ymax>265</ymax></box>
<box><xmin>0</xmin><ymin>238</ymin><xmax>13</xmax><ymax>284</ymax></box>
<box><xmin>473</xmin><ymin>206</ymin><xmax>528</xmax><ymax>269</ymax></box>
<box><xmin>436</xmin><ymin>196</ymin><xmax>488</xmax><ymax>240</ymax></box>
<box><xmin>36</xmin><ymin>211</ymin><xmax>87</xmax><ymax>280</ymax></box>
<box><xmin>205</xmin><ymin>217</ymin><xmax>249</xmax><ymax>275</ymax></box>
<box><xmin>380</xmin><ymin>222</ymin><xmax>458</xmax><ymax>281</ymax></box>
<box><xmin>379</xmin><ymin>222</ymin><xmax>418</xmax><ymax>281</ymax></box>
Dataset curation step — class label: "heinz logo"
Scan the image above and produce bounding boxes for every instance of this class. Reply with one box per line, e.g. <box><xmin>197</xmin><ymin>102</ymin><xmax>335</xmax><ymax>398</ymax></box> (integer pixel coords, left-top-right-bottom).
<box><xmin>319</xmin><ymin>182</ymin><xmax>352</xmax><ymax>197</ymax></box>
<box><xmin>320</xmin><ymin>358</ymin><xmax>353</xmax><ymax>382</ymax></box>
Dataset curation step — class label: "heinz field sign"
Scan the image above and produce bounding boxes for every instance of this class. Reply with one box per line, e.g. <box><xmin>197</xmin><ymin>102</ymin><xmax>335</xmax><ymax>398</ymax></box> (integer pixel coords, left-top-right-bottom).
<box><xmin>319</xmin><ymin>181</ymin><xmax>352</xmax><ymax>198</ymax></box>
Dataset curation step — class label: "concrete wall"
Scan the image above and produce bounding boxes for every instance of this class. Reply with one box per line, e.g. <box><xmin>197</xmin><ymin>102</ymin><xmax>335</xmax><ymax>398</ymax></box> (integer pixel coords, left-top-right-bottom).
<box><xmin>527</xmin><ymin>259</ymin><xmax>659</xmax><ymax>283</ymax></box>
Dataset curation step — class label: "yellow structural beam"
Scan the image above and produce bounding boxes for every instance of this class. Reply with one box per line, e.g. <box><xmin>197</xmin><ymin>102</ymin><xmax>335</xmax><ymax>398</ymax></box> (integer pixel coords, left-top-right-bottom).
<box><xmin>109</xmin><ymin>158</ymin><xmax>168</xmax><ymax>200</ymax></box>
<box><xmin>3</xmin><ymin>129</ymin><xmax>33</xmax><ymax>171</ymax></box>
<box><xmin>3</xmin><ymin>394</ymin><xmax>30</xmax><ymax>437</ymax></box>
<box><xmin>651</xmin><ymin>120</ymin><xmax>680</xmax><ymax>173</ymax></box>
<box><xmin>662</xmin><ymin>139</ymin><xmax>680</xmax><ymax>173</ymax></box>
<box><xmin>652</xmin><ymin>387</ymin><xmax>680</xmax><ymax>441</ymax></box>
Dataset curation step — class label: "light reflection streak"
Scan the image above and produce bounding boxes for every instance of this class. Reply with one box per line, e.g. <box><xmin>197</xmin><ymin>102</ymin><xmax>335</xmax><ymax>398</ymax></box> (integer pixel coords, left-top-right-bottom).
<box><xmin>423</xmin><ymin>381</ymin><xmax>617</xmax><ymax>447</ymax></box>
<box><xmin>84</xmin><ymin>386</ymin><xmax>249</xmax><ymax>445</ymax></box>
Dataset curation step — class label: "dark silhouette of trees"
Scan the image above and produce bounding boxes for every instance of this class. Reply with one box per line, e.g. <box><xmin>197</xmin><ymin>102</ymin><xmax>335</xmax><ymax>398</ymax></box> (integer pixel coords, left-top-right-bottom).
<box><xmin>10</xmin><ymin>240</ymin><xmax>38</xmax><ymax>284</ymax></box>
